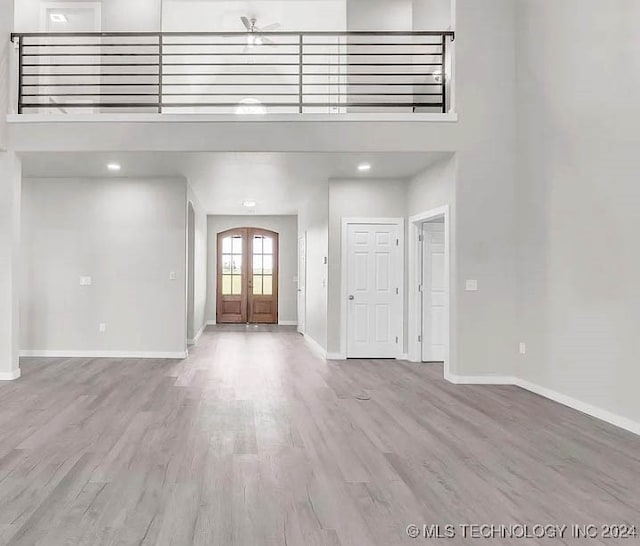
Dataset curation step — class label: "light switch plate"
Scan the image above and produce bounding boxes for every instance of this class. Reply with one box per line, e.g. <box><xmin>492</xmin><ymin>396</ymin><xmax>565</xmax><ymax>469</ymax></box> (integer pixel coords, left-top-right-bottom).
<box><xmin>519</xmin><ymin>342</ymin><xmax>527</xmax><ymax>355</ymax></box>
<box><xmin>169</xmin><ymin>271</ymin><xmax>177</xmax><ymax>281</ymax></box>
<box><xmin>80</xmin><ymin>276</ymin><xmax>92</xmax><ymax>286</ymax></box>
<box><xmin>465</xmin><ymin>280</ymin><xmax>478</xmax><ymax>291</ymax></box>
<box><xmin>99</xmin><ymin>323</ymin><xmax>107</xmax><ymax>333</ymax></box>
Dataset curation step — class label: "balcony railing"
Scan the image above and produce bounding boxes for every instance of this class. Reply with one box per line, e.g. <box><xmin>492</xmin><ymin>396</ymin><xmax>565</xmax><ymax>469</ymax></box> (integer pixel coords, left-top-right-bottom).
<box><xmin>10</xmin><ymin>31</ymin><xmax>454</xmax><ymax>115</ymax></box>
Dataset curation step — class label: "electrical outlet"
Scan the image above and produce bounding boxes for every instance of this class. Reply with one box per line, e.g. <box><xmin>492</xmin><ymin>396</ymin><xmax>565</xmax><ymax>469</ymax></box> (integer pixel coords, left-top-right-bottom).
<box><xmin>99</xmin><ymin>323</ymin><xmax>107</xmax><ymax>333</ymax></box>
<box><xmin>169</xmin><ymin>271</ymin><xmax>177</xmax><ymax>280</ymax></box>
<box><xmin>519</xmin><ymin>342</ymin><xmax>526</xmax><ymax>355</ymax></box>
<box><xmin>80</xmin><ymin>276</ymin><xmax>92</xmax><ymax>286</ymax></box>
<box><xmin>465</xmin><ymin>279</ymin><xmax>478</xmax><ymax>291</ymax></box>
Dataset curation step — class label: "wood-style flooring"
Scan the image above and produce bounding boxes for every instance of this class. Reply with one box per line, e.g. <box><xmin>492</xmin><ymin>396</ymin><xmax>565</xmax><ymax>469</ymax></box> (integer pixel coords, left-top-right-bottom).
<box><xmin>1</xmin><ymin>326</ymin><xmax>639</xmax><ymax>545</ymax></box>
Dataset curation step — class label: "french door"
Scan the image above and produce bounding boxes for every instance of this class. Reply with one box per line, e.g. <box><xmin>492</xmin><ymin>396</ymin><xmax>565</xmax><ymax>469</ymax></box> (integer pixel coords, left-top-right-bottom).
<box><xmin>216</xmin><ymin>228</ymin><xmax>279</xmax><ymax>324</ymax></box>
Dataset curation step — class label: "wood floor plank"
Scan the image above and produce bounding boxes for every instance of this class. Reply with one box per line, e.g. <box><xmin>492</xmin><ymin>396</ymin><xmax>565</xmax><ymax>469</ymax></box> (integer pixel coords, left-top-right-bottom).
<box><xmin>0</xmin><ymin>326</ymin><xmax>639</xmax><ymax>545</ymax></box>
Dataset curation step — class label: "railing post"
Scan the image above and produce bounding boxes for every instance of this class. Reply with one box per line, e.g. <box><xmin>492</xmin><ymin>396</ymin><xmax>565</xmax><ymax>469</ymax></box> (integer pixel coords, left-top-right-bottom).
<box><xmin>8</xmin><ymin>36</ymin><xmax>19</xmax><ymax>115</ymax></box>
<box><xmin>441</xmin><ymin>33</ymin><xmax>447</xmax><ymax>114</ymax></box>
<box><xmin>298</xmin><ymin>34</ymin><xmax>304</xmax><ymax>114</ymax></box>
<box><xmin>158</xmin><ymin>33</ymin><xmax>163</xmax><ymax>114</ymax></box>
<box><xmin>15</xmin><ymin>36</ymin><xmax>24</xmax><ymax>115</ymax></box>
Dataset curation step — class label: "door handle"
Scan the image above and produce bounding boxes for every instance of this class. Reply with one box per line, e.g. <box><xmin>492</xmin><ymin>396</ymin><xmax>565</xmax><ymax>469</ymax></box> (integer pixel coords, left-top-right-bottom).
<box><xmin>348</xmin><ymin>295</ymin><xmax>355</xmax><ymax>301</ymax></box>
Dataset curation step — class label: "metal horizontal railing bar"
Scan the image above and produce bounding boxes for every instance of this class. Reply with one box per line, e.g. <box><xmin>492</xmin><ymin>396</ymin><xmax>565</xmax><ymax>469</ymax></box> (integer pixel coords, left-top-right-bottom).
<box><xmin>22</xmin><ymin>83</ymin><xmax>160</xmax><ymax>86</ymax></box>
<box><xmin>24</xmin><ymin>73</ymin><xmax>159</xmax><ymax>77</ymax></box>
<box><xmin>13</xmin><ymin>31</ymin><xmax>454</xmax><ymax>38</ymax></box>
<box><xmin>24</xmin><ymin>63</ymin><xmax>161</xmax><ymax>67</ymax></box>
<box><xmin>21</xmin><ymin>103</ymin><xmax>443</xmax><ymax>109</ymax></box>
<box><xmin>23</xmin><ymin>53</ymin><xmax>160</xmax><ymax>57</ymax></box>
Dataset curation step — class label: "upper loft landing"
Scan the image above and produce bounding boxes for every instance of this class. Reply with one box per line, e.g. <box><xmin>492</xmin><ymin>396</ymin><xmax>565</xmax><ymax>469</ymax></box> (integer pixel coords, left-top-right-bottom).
<box><xmin>7</xmin><ymin>0</ymin><xmax>455</xmax><ymax>120</ymax></box>
<box><xmin>4</xmin><ymin>0</ymin><xmax>458</xmax><ymax>153</ymax></box>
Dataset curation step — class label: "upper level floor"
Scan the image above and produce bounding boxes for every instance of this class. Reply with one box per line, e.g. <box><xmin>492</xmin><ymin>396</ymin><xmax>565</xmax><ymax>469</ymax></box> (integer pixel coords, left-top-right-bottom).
<box><xmin>5</xmin><ymin>0</ymin><xmax>456</xmax><ymax>120</ymax></box>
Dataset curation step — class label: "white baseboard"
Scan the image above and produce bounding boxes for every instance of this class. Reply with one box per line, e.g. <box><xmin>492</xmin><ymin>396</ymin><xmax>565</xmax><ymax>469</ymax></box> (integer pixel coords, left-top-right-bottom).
<box><xmin>442</xmin><ymin>372</ymin><xmax>640</xmax><ymax>437</ymax></box>
<box><xmin>445</xmin><ymin>372</ymin><xmax>515</xmax><ymax>385</ymax></box>
<box><xmin>327</xmin><ymin>352</ymin><xmax>346</xmax><ymax>360</ymax></box>
<box><xmin>187</xmin><ymin>323</ymin><xmax>206</xmax><ymax>346</ymax></box>
<box><xmin>278</xmin><ymin>321</ymin><xmax>298</xmax><ymax>326</ymax></box>
<box><xmin>513</xmin><ymin>378</ymin><xmax>640</xmax><ymax>437</ymax></box>
<box><xmin>304</xmin><ymin>334</ymin><xmax>327</xmax><ymax>359</ymax></box>
<box><xmin>206</xmin><ymin>320</ymin><xmax>216</xmax><ymax>326</ymax></box>
<box><xmin>0</xmin><ymin>369</ymin><xmax>21</xmax><ymax>381</ymax></box>
<box><xmin>19</xmin><ymin>350</ymin><xmax>188</xmax><ymax>360</ymax></box>
<box><xmin>398</xmin><ymin>353</ymin><xmax>409</xmax><ymax>361</ymax></box>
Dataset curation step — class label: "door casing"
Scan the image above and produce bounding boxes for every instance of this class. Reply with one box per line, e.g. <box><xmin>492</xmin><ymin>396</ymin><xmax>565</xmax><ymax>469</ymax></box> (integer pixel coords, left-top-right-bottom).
<box><xmin>407</xmin><ymin>206</ymin><xmax>452</xmax><ymax>378</ymax></box>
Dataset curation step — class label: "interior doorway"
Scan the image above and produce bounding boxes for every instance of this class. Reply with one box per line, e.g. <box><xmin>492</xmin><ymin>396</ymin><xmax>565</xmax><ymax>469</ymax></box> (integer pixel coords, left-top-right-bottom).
<box><xmin>187</xmin><ymin>202</ymin><xmax>196</xmax><ymax>343</ymax></box>
<box><xmin>216</xmin><ymin>228</ymin><xmax>279</xmax><ymax>324</ymax></box>
<box><xmin>297</xmin><ymin>232</ymin><xmax>307</xmax><ymax>335</ymax></box>
<box><xmin>408</xmin><ymin>206</ymin><xmax>451</xmax><ymax>374</ymax></box>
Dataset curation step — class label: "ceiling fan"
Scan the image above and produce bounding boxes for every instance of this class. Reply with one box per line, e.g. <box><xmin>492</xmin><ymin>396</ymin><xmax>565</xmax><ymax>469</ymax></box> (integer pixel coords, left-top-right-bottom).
<box><xmin>241</xmin><ymin>16</ymin><xmax>281</xmax><ymax>50</ymax></box>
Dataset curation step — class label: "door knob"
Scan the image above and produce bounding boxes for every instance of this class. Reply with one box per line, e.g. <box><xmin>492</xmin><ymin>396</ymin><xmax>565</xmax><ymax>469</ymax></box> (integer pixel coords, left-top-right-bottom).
<box><xmin>348</xmin><ymin>295</ymin><xmax>355</xmax><ymax>300</ymax></box>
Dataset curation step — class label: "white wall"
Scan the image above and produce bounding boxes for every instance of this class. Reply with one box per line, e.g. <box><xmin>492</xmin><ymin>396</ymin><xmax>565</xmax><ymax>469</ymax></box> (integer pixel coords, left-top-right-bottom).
<box><xmin>328</xmin><ymin>178</ymin><xmax>407</xmax><ymax>354</ymax></box>
<box><xmin>407</xmin><ymin>153</ymin><xmax>455</xmax><ymax>217</ymax></box>
<box><xmin>187</xmin><ymin>185</ymin><xmax>207</xmax><ymax>341</ymax></box>
<box><xmin>515</xmin><ymin>0</ymin><xmax>640</xmax><ymax>423</ymax></box>
<box><xmin>14</xmin><ymin>0</ymin><xmax>161</xmax><ymax>32</ymax></box>
<box><xmin>206</xmin><ymin>215</ymin><xmax>298</xmax><ymax>324</ymax></box>
<box><xmin>0</xmin><ymin>152</ymin><xmax>21</xmax><ymax>379</ymax></box>
<box><xmin>0</xmin><ymin>0</ymin><xmax>13</xmax><ymax>149</ymax></box>
<box><xmin>20</xmin><ymin>177</ymin><xmax>187</xmax><ymax>356</ymax></box>
<box><xmin>298</xmin><ymin>182</ymin><xmax>329</xmax><ymax>348</ymax></box>
<box><xmin>448</xmin><ymin>0</ymin><xmax>517</xmax><ymax>377</ymax></box>
<box><xmin>347</xmin><ymin>0</ymin><xmax>411</xmax><ymax>30</ymax></box>
<box><xmin>412</xmin><ymin>0</ymin><xmax>452</xmax><ymax>30</ymax></box>
<box><xmin>162</xmin><ymin>0</ymin><xmax>346</xmax><ymax>32</ymax></box>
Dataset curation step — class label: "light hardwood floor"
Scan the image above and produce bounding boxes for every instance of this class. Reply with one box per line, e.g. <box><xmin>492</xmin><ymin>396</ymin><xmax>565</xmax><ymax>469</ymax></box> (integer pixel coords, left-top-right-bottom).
<box><xmin>1</xmin><ymin>326</ymin><xmax>639</xmax><ymax>545</ymax></box>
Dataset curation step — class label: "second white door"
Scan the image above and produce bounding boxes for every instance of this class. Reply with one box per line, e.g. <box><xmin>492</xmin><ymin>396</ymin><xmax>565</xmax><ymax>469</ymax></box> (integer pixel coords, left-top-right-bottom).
<box><xmin>421</xmin><ymin>221</ymin><xmax>446</xmax><ymax>362</ymax></box>
<box><xmin>346</xmin><ymin>223</ymin><xmax>402</xmax><ymax>358</ymax></box>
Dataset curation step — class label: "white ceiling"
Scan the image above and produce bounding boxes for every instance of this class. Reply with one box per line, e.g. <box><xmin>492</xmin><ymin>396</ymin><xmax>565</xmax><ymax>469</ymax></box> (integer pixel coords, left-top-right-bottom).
<box><xmin>20</xmin><ymin>151</ymin><xmax>448</xmax><ymax>215</ymax></box>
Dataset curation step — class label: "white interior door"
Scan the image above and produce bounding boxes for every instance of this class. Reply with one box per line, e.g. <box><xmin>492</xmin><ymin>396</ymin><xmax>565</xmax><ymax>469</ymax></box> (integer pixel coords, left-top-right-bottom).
<box><xmin>421</xmin><ymin>221</ymin><xmax>446</xmax><ymax>362</ymax></box>
<box><xmin>297</xmin><ymin>233</ymin><xmax>306</xmax><ymax>334</ymax></box>
<box><xmin>346</xmin><ymin>223</ymin><xmax>402</xmax><ymax>358</ymax></box>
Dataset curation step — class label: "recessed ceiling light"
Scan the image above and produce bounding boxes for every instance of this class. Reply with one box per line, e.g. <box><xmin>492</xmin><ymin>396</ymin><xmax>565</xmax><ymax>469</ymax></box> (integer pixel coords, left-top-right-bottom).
<box><xmin>107</xmin><ymin>162</ymin><xmax>121</xmax><ymax>172</ymax></box>
<box><xmin>243</xmin><ymin>200</ymin><xmax>257</xmax><ymax>208</ymax></box>
<box><xmin>358</xmin><ymin>162</ymin><xmax>372</xmax><ymax>172</ymax></box>
<box><xmin>49</xmin><ymin>13</ymin><xmax>68</xmax><ymax>23</ymax></box>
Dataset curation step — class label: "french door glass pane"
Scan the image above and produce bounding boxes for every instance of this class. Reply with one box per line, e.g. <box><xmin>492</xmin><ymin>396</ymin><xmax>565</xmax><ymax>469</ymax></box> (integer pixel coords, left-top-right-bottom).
<box><xmin>253</xmin><ymin>255</ymin><xmax>263</xmax><ymax>274</ymax></box>
<box><xmin>263</xmin><ymin>255</ymin><xmax>273</xmax><ymax>275</ymax></box>
<box><xmin>222</xmin><ymin>237</ymin><xmax>232</xmax><ymax>254</ymax></box>
<box><xmin>222</xmin><ymin>275</ymin><xmax>232</xmax><ymax>295</ymax></box>
<box><xmin>222</xmin><ymin>255</ymin><xmax>232</xmax><ymax>275</ymax></box>
<box><xmin>263</xmin><ymin>275</ymin><xmax>273</xmax><ymax>296</ymax></box>
<box><xmin>232</xmin><ymin>236</ymin><xmax>243</xmax><ymax>254</ymax></box>
<box><xmin>232</xmin><ymin>255</ymin><xmax>242</xmax><ymax>273</ymax></box>
<box><xmin>253</xmin><ymin>236</ymin><xmax>263</xmax><ymax>255</ymax></box>
<box><xmin>232</xmin><ymin>275</ymin><xmax>242</xmax><ymax>295</ymax></box>
<box><xmin>263</xmin><ymin>237</ymin><xmax>273</xmax><ymax>254</ymax></box>
<box><xmin>253</xmin><ymin>275</ymin><xmax>263</xmax><ymax>295</ymax></box>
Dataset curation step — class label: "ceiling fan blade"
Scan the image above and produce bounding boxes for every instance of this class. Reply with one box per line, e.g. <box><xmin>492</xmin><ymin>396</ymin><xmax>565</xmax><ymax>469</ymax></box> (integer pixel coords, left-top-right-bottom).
<box><xmin>240</xmin><ymin>16</ymin><xmax>252</xmax><ymax>30</ymax></box>
<box><xmin>262</xmin><ymin>37</ymin><xmax>276</xmax><ymax>47</ymax></box>
<box><xmin>261</xmin><ymin>22</ymin><xmax>281</xmax><ymax>32</ymax></box>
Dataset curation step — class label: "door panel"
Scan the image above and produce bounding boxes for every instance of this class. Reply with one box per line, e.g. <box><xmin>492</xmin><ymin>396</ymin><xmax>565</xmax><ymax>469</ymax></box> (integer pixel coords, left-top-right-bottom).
<box><xmin>217</xmin><ymin>229</ymin><xmax>248</xmax><ymax>323</ymax></box>
<box><xmin>422</xmin><ymin>222</ymin><xmax>446</xmax><ymax>362</ymax></box>
<box><xmin>248</xmin><ymin>230</ymin><xmax>278</xmax><ymax>324</ymax></box>
<box><xmin>347</xmin><ymin>223</ymin><xmax>402</xmax><ymax>358</ymax></box>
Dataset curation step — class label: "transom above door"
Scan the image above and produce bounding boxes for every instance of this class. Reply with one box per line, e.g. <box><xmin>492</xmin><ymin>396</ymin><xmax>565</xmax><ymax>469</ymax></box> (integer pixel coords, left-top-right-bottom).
<box><xmin>216</xmin><ymin>228</ymin><xmax>279</xmax><ymax>324</ymax></box>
